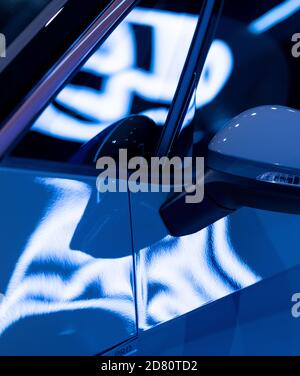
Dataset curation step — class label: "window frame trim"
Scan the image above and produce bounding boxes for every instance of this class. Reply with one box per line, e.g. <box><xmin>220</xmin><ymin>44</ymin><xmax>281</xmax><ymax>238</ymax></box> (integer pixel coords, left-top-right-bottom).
<box><xmin>0</xmin><ymin>0</ymin><xmax>138</xmax><ymax>160</ymax></box>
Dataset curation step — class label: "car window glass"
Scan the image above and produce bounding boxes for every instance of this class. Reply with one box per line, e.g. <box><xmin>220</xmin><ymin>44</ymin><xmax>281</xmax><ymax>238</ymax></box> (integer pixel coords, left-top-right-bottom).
<box><xmin>10</xmin><ymin>0</ymin><xmax>203</xmax><ymax>164</ymax></box>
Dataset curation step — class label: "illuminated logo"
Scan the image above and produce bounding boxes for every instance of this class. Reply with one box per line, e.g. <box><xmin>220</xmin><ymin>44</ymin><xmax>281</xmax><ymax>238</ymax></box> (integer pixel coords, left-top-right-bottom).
<box><xmin>292</xmin><ymin>33</ymin><xmax>300</xmax><ymax>58</ymax></box>
<box><xmin>0</xmin><ymin>33</ymin><xmax>6</xmax><ymax>58</ymax></box>
<box><xmin>32</xmin><ymin>8</ymin><xmax>233</xmax><ymax>143</ymax></box>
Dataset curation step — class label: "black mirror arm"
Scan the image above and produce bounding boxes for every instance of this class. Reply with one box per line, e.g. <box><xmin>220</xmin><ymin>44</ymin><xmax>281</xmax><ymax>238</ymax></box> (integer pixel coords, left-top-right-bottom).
<box><xmin>160</xmin><ymin>169</ymin><xmax>237</xmax><ymax>237</ymax></box>
<box><xmin>160</xmin><ymin>168</ymin><xmax>300</xmax><ymax>237</ymax></box>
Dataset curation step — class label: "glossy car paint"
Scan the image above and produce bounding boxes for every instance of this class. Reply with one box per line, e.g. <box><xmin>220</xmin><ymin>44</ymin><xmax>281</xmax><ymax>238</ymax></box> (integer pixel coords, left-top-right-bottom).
<box><xmin>0</xmin><ymin>168</ymin><xmax>136</xmax><ymax>355</ymax></box>
<box><xmin>135</xmin><ymin>260</ymin><xmax>300</xmax><ymax>355</ymax></box>
<box><xmin>130</xmin><ymin>191</ymin><xmax>261</xmax><ymax>331</ymax></box>
<box><xmin>107</xmin><ymin>203</ymin><xmax>300</xmax><ymax>355</ymax></box>
<box><xmin>209</xmin><ymin>105</ymin><xmax>300</xmax><ymax>177</ymax></box>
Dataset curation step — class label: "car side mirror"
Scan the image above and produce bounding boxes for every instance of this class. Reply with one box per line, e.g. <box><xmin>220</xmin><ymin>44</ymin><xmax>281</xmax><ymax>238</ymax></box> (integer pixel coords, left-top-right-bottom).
<box><xmin>161</xmin><ymin>105</ymin><xmax>300</xmax><ymax>237</ymax></box>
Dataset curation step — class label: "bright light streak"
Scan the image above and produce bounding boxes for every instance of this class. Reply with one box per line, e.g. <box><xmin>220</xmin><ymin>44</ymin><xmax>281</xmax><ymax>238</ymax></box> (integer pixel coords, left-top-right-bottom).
<box><xmin>249</xmin><ymin>0</ymin><xmax>300</xmax><ymax>34</ymax></box>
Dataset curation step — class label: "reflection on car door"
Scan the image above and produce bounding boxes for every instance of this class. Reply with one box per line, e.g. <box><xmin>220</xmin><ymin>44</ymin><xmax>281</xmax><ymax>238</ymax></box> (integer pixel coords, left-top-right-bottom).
<box><xmin>0</xmin><ymin>166</ymin><xmax>136</xmax><ymax>355</ymax></box>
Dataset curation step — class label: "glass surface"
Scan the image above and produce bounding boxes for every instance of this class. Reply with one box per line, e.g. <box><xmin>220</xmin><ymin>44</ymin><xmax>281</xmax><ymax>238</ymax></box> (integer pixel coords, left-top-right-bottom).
<box><xmin>0</xmin><ymin>0</ymin><xmax>68</xmax><ymax>72</ymax></box>
<box><xmin>11</xmin><ymin>0</ymin><xmax>203</xmax><ymax>163</ymax></box>
<box><xmin>0</xmin><ymin>0</ymin><xmax>54</xmax><ymax>45</ymax></box>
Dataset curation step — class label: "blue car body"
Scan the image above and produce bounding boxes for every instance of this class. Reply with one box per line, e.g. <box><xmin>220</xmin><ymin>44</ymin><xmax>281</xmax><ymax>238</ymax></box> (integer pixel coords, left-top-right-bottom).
<box><xmin>0</xmin><ymin>0</ymin><xmax>300</xmax><ymax>355</ymax></box>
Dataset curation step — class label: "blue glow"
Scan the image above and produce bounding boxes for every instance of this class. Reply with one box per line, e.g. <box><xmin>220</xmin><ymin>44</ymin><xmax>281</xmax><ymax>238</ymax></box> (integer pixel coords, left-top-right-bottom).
<box><xmin>249</xmin><ymin>0</ymin><xmax>300</xmax><ymax>34</ymax></box>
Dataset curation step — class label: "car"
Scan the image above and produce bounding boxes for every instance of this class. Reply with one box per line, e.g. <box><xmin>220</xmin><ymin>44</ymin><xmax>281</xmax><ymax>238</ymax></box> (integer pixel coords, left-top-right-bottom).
<box><xmin>0</xmin><ymin>0</ymin><xmax>300</xmax><ymax>356</ymax></box>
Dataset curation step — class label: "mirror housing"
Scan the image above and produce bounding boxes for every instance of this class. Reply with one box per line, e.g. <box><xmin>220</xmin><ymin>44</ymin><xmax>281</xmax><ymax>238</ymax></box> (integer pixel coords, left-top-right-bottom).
<box><xmin>161</xmin><ymin>105</ymin><xmax>300</xmax><ymax>237</ymax></box>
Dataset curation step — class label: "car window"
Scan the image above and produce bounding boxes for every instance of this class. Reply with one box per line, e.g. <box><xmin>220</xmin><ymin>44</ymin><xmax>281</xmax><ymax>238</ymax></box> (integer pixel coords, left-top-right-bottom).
<box><xmin>10</xmin><ymin>0</ymin><xmax>203</xmax><ymax>164</ymax></box>
<box><xmin>0</xmin><ymin>0</ymin><xmax>68</xmax><ymax>73</ymax></box>
<box><xmin>0</xmin><ymin>0</ymin><xmax>53</xmax><ymax>44</ymax></box>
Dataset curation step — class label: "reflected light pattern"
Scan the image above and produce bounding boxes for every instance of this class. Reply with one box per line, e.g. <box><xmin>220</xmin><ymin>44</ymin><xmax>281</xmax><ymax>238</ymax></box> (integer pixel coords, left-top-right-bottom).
<box><xmin>136</xmin><ymin>219</ymin><xmax>261</xmax><ymax>330</ymax></box>
<box><xmin>0</xmin><ymin>174</ymin><xmax>261</xmax><ymax>350</ymax></box>
<box><xmin>0</xmin><ymin>176</ymin><xmax>135</xmax><ymax>349</ymax></box>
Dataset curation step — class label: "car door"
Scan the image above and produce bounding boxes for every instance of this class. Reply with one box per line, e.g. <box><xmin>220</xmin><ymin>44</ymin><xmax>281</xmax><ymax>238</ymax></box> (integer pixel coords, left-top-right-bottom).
<box><xmin>0</xmin><ymin>163</ymin><xmax>136</xmax><ymax>356</ymax></box>
<box><xmin>131</xmin><ymin>0</ymin><xmax>300</xmax><ymax>355</ymax></box>
<box><xmin>128</xmin><ymin>4</ymin><xmax>261</xmax><ymax>337</ymax></box>
<box><xmin>0</xmin><ymin>0</ymin><xmax>142</xmax><ymax>356</ymax></box>
<box><xmin>0</xmin><ymin>0</ymin><xmax>207</xmax><ymax>355</ymax></box>
<box><xmin>0</xmin><ymin>6</ymin><xmax>141</xmax><ymax>357</ymax></box>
